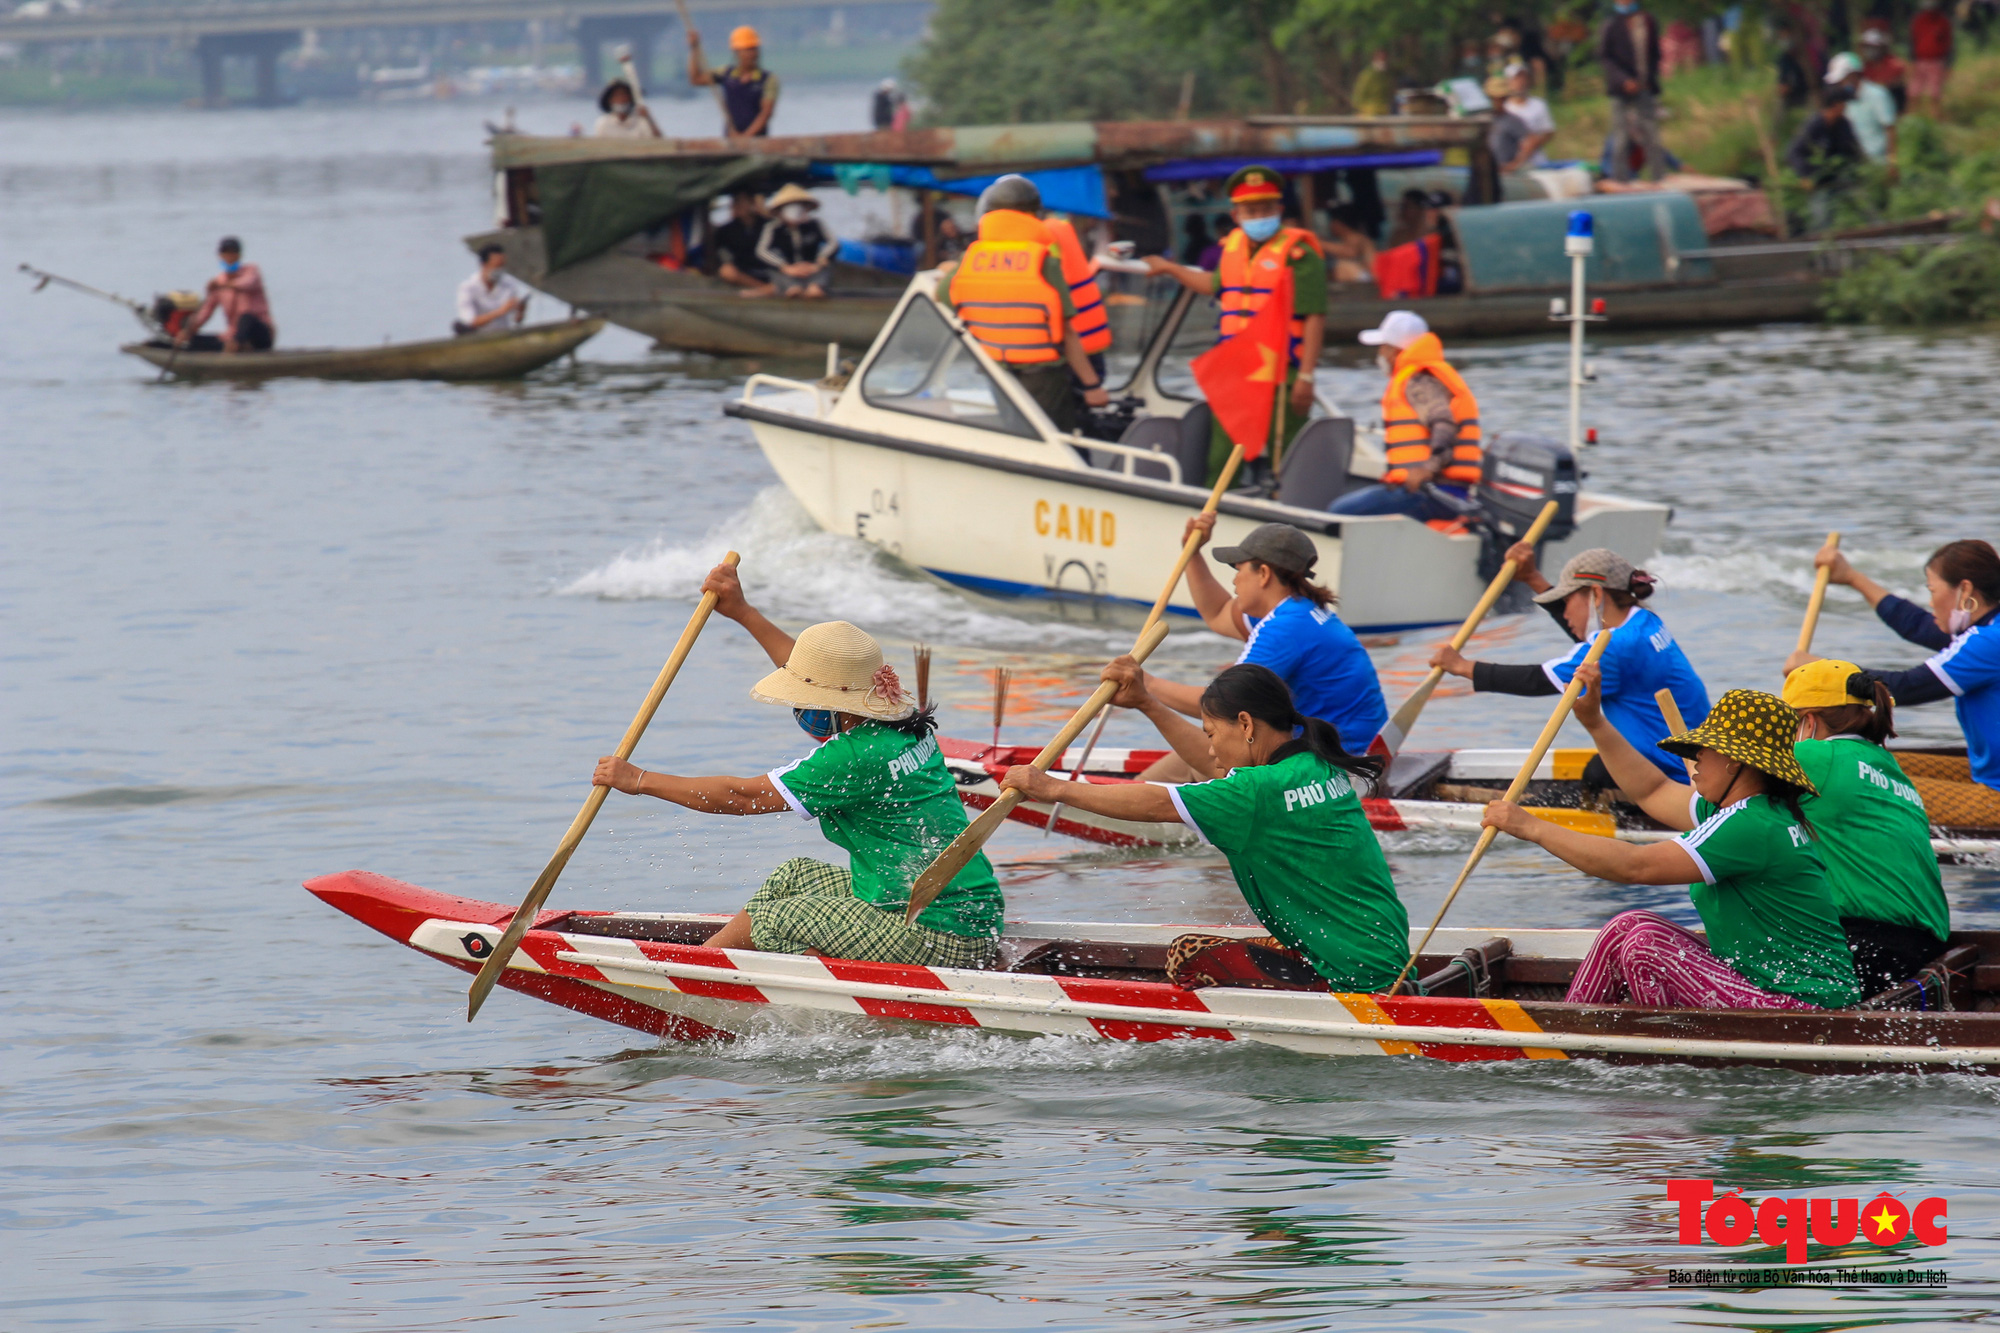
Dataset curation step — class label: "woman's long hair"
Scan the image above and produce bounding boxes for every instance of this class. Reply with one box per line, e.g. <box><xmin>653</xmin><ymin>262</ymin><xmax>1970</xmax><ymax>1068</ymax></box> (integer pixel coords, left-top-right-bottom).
<box><xmin>1800</xmin><ymin>672</ymin><xmax>1897</xmax><ymax>746</ymax></box>
<box><xmin>1198</xmin><ymin>664</ymin><xmax>1382</xmax><ymax>793</ymax></box>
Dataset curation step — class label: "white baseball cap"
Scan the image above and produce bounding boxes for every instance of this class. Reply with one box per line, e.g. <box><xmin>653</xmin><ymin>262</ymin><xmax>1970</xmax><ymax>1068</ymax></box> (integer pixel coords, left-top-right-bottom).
<box><xmin>1358</xmin><ymin>310</ymin><xmax>1430</xmax><ymax>347</ymax></box>
<box><xmin>1824</xmin><ymin>51</ymin><xmax>1862</xmax><ymax>83</ymax></box>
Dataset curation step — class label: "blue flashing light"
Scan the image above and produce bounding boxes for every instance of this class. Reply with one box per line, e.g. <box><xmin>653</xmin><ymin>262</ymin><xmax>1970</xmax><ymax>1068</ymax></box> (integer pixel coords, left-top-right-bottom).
<box><xmin>1566</xmin><ymin>210</ymin><xmax>1595</xmax><ymax>238</ymax></box>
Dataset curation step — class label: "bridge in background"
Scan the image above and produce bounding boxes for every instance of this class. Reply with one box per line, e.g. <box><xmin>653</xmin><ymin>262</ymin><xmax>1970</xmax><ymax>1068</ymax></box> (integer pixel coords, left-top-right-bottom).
<box><xmin>0</xmin><ymin>0</ymin><xmax>929</xmax><ymax>105</ymax></box>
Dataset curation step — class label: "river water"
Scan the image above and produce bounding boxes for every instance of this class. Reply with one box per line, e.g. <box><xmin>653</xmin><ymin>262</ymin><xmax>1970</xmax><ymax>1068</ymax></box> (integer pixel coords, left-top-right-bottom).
<box><xmin>6</xmin><ymin>88</ymin><xmax>2000</xmax><ymax>1330</ymax></box>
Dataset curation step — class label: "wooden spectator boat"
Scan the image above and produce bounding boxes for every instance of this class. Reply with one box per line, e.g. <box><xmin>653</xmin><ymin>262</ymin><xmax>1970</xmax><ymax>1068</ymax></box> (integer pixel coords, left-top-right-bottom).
<box><xmin>308</xmin><ymin>870</ymin><xmax>2000</xmax><ymax>1075</ymax></box>
<box><xmin>938</xmin><ymin>737</ymin><xmax>2000</xmax><ymax>861</ymax></box>
<box><xmin>122</xmin><ymin>317</ymin><xmax>603</xmax><ymax>382</ymax></box>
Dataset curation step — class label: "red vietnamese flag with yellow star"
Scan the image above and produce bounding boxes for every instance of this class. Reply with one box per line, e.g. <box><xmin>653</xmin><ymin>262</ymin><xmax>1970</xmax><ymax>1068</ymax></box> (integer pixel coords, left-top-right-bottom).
<box><xmin>1191</xmin><ymin>262</ymin><xmax>1293</xmax><ymax>461</ymax></box>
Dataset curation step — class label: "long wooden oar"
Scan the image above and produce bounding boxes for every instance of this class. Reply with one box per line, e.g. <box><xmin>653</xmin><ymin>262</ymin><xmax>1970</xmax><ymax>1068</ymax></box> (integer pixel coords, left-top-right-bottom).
<box><xmin>1796</xmin><ymin>531</ymin><xmax>1841</xmax><ymax>656</ymax></box>
<box><xmin>903</xmin><ymin>443</ymin><xmax>1247</xmax><ymax>918</ymax></box>
<box><xmin>467</xmin><ymin>550</ymin><xmax>740</xmax><ymax>1020</ymax></box>
<box><xmin>1388</xmin><ymin>626</ymin><xmax>1613</xmax><ymax>995</ymax></box>
<box><xmin>1655</xmin><ymin>686</ymin><xmax>1694</xmax><ymax>778</ymax></box>
<box><xmin>1376</xmin><ymin>499</ymin><xmax>1561</xmax><ymax>757</ymax></box>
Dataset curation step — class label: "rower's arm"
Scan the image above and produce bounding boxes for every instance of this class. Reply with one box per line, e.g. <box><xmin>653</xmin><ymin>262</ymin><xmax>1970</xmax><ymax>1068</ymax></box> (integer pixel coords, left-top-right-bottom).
<box><xmin>1099</xmin><ymin>656</ymin><xmax>1218</xmax><ymax>777</ymax></box>
<box><xmin>1571</xmin><ymin>664</ymin><xmax>1693</xmax><ymax>830</ymax></box>
<box><xmin>1485</xmin><ymin>799</ymin><xmax>1702</xmax><ymax>885</ymax></box>
<box><xmin>702</xmin><ymin>561</ymin><xmax>793</xmax><ymax>667</ymax></box>
<box><xmin>596</xmin><ymin>760</ymin><xmax>791</xmax><ymax>815</ymax></box>
<box><xmin>1003</xmin><ymin>766</ymin><xmax>1183</xmax><ymax>824</ymax></box>
<box><xmin>1145</xmin><ymin>675</ymin><xmax>1208</xmax><ymax>720</ymax></box>
<box><xmin>1180</xmin><ymin>515</ymin><xmax>1248</xmax><ymax>638</ymax></box>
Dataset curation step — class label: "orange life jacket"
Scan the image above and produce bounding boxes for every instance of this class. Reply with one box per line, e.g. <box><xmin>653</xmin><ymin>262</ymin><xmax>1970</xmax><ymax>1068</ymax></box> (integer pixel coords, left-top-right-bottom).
<box><xmin>1381</xmin><ymin>333</ymin><xmax>1483</xmax><ymax>486</ymax></box>
<box><xmin>952</xmin><ymin>209</ymin><xmax>1065</xmax><ymax>365</ymax></box>
<box><xmin>1217</xmin><ymin>225</ymin><xmax>1321</xmax><ymax>369</ymax></box>
<box><xmin>1373</xmin><ymin>236</ymin><xmax>1441</xmax><ymax>300</ymax></box>
<box><xmin>1042</xmin><ymin>217</ymin><xmax>1111</xmax><ymax>355</ymax></box>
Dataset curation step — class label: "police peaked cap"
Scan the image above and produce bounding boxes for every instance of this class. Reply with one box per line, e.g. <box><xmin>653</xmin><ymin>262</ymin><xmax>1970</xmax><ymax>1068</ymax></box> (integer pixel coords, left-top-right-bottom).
<box><xmin>1225</xmin><ymin>165</ymin><xmax>1286</xmax><ymax>203</ymax></box>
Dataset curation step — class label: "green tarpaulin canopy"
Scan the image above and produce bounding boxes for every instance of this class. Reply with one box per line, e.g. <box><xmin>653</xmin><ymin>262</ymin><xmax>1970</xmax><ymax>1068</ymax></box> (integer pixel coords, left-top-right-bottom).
<box><xmin>538</xmin><ymin>155</ymin><xmax>808</xmax><ymax>271</ymax></box>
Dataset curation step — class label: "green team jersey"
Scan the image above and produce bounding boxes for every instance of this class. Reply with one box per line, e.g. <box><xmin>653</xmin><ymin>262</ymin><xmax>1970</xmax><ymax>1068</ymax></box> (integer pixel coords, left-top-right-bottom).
<box><xmin>1171</xmin><ymin>747</ymin><xmax>1408</xmax><ymax>991</ymax></box>
<box><xmin>1793</xmin><ymin>737</ymin><xmax>1949</xmax><ymax>941</ymax></box>
<box><xmin>1680</xmin><ymin>793</ymin><xmax>1862</xmax><ymax>1007</ymax></box>
<box><xmin>769</xmin><ymin>724</ymin><xmax>1002</xmax><ymax>937</ymax></box>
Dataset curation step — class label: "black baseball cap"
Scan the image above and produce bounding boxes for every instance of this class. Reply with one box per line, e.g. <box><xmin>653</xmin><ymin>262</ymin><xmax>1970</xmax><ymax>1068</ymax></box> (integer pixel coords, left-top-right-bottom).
<box><xmin>1212</xmin><ymin>523</ymin><xmax>1318</xmax><ymax>576</ymax></box>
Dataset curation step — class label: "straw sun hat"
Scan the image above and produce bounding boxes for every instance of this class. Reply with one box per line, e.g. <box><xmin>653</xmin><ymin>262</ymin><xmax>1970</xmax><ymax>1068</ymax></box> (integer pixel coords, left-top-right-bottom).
<box><xmin>1658</xmin><ymin>688</ymin><xmax>1817</xmax><ymax>794</ymax></box>
<box><xmin>751</xmin><ymin>621</ymin><xmax>914</xmax><ymax>721</ymax></box>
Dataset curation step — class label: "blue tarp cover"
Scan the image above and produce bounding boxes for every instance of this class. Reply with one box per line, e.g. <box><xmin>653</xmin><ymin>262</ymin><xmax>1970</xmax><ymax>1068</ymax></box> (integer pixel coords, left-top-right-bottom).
<box><xmin>1142</xmin><ymin>151</ymin><xmax>1441</xmax><ymax>182</ymax></box>
<box><xmin>809</xmin><ymin>162</ymin><xmax>1112</xmax><ymax>219</ymax></box>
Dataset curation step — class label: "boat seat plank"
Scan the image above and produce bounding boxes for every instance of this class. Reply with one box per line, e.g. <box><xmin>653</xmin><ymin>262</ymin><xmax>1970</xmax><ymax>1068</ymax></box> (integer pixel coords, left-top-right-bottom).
<box><xmin>1386</xmin><ymin>750</ymin><xmax>1454</xmax><ymax>800</ymax></box>
<box><xmin>1415</xmin><ymin>937</ymin><xmax>1511</xmax><ymax>998</ymax></box>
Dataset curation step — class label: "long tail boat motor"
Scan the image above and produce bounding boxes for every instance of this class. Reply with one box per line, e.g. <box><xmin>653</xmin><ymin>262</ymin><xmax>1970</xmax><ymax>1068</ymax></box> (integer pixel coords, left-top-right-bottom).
<box><xmin>1475</xmin><ymin>431</ymin><xmax>1579</xmax><ymax>585</ymax></box>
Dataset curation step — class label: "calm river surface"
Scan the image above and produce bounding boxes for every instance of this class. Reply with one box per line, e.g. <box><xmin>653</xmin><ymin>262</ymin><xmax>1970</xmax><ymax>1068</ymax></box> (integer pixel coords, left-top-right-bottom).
<box><xmin>5</xmin><ymin>90</ymin><xmax>2000</xmax><ymax>1330</ymax></box>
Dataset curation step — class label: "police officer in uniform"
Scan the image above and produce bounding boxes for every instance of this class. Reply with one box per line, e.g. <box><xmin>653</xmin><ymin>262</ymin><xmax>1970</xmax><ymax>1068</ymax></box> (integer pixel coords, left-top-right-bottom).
<box><xmin>1142</xmin><ymin>164</ymin><xmax>1328</xmax><ymax>486</ymax></box>
<box><xmin>940</xmin><ymin>175</ymin><xmax>1110</xmax><ymax>434</ymax></box>
<box><xmin>688</xmin><ymin>24</ymin><xmax>779</xmax><ymax>138</ymax></box>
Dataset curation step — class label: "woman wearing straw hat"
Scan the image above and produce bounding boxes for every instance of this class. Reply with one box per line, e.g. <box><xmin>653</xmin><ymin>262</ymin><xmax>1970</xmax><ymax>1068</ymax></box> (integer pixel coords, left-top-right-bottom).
<box><xmin>1431</xmin><ymin>544</ymin><xmax>1708</xmax><ymax>785</ymax></box>
<box><xmin>592</xmin><ymin>567</ymin><xmax>1002</xmax><ymax>967</ymax></box>
<box><xmin>1559</xmin><ymin>661</ymin><xmax>1948</xmax><ymax>998</ymax></box>
<box><xmin>755</xmin><ymin>184</ymin><xmax>836</xmax><ymax>299</ymax></box>
<box><xmin>1482</xmin><ymin>688</ymin><xmax>1861</xmax><ymax>1010</ymax></box>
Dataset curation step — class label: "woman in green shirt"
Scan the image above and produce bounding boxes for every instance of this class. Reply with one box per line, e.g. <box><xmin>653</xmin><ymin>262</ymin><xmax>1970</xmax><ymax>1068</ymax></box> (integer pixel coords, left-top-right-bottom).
<box><xmin>1001</xmin><ymin>661</ymin><xmax>1407</xmax><ymax>992</ymax></box>
<box><xmin>593</xmin><ymin>563</ymin><xmax>1002</xmax><ymax>968</ymax></box>
<box><xmin>1483</xmin><ymin>686</ymin><xmax>1861</xmax><ymax>1010</ymax></box>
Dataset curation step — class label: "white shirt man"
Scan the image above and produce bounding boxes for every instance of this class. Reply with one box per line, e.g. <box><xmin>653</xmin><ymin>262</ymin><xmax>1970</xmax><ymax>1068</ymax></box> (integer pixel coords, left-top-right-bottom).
<box><xmin>455</xmin><ymin>248</ymin><xmax>530</xmax><ymax>335</ymax></box>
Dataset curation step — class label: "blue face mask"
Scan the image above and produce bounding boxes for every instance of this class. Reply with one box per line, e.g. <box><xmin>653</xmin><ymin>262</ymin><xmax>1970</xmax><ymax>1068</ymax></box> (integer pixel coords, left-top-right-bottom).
<box><xmin>1240</xmin><ymin>215</ymin><xmax>1282</xmax><ymax>243</ymax></box>
<box><xmin>221</xmin><ymin>259</ymin><xmax>241</xmax><ymax>274</ymax></box>
<box><xmin>794</xmin><ymin>708</ymin><xmax>837</xmax><ymax>742</ymax></box>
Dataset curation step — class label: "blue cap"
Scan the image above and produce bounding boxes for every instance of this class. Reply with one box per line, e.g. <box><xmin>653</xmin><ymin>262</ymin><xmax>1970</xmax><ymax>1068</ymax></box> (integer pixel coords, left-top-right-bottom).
<box><xmin>1566</xmin><ymin>210</ymin><xmax>1595</xmax><ymax>238</ymax></box>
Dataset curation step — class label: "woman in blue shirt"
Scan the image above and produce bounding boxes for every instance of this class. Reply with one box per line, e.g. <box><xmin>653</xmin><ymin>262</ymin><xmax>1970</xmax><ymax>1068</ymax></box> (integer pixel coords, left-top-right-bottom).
<box><xmin>1431</xmin><ymin>544</ymin><xmax>1710</xmax><ymax>784</ymax></box>
<box><xmin>1134</xmin><ymin>518</ymin><xmax>1387</xmax><ymax>780</ymax></box>
<box><xmin>1787</xmin><ymin>538</ymin><xmax>2000</xmax><ymax>815</ymax></box>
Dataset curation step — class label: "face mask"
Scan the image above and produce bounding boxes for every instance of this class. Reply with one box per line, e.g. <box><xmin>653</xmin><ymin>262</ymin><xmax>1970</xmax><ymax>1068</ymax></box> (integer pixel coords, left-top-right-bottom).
<box><xmin>780</xmin><ymin>204</ymin><xmax>811</xmax><ymax>223</ymax></box>
<box><xmin>221</xmin><ymin>260</ymin><xmax>241</xmax><ymax>274</ymax></box>
<box><xmin>1240</xmin><ymin>215</ymin><xmax>1282</xmax><ymax>243</ymax></box>
<box><xmin>794</xmin><ymin>708</ymin><xmax>837</xmax><ymax>742</ymax></box>
<box><xmin>1950</xmin><ymin>606</ymin><xmax>1974</xmax><ymax>635</ymax></box>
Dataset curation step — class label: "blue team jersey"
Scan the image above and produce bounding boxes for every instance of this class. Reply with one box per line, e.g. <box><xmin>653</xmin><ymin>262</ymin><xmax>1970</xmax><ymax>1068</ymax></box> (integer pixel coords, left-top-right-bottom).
<box><xmin>1238</xmin><ymin>596</ymin><xmax>1388</xmax><ymax>754</ymax></box>
<box><xmin>1926</xmin><ymin>622</ymin><xmax>2000</xmax><ymax>788</ymax></box>
<box><xmin>1543</xmin><ymin>606</ymin><xmax>1710</xmax><ymax>778</ymax></box>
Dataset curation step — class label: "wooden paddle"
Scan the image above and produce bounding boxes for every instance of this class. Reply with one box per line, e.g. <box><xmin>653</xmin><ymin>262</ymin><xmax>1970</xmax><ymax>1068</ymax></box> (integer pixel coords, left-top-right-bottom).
<box><xmin>1376</xmin><ymin>499</ymin><xmax>1561</xmax><ymax>758</ymax></box>
<box><xmin>903</xmin><ymin>442</ymin><xmax>1248</xmax><ymax>919</ymax></box>
<box><xmin>1796</xmin><ymin>531</ymin><xmax>1841</xmax><ymax>656</ymax></box>
<box><xmin>1655</xmin><ymin>686</ymin><xmax>1694</xmax><ymax>778</ymax></box>
<box><xmin>466</xmin><ymin>550</ymin><xmax>740</xmax><ymax>1020</ymax></box>
<box><xmin>1388</xmin><ymin>626</ymin><xmax>1614</xmax><ymax>995</ymax></box>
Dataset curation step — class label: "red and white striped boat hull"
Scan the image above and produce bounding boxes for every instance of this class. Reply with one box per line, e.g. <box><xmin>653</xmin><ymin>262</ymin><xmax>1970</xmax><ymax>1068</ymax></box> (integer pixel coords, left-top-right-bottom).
<box><xmin>308</xmin><ymin>871</ymin><xmax>2000</xmax><ymax>1074</ymax></box>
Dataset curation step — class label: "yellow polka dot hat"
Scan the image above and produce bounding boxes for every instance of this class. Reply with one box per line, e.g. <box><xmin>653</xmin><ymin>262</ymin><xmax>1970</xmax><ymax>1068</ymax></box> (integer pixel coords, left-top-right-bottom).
<box><xmin>1658</xmin><ymin>688</ymin><xmax>1817</xmax><ymax>795</ymax></box>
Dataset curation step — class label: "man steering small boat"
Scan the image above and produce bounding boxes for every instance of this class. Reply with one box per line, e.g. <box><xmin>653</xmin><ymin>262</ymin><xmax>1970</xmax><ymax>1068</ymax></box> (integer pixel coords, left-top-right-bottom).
<box><xmin>590</xmin><ymin>562</ymin><xmax>1003</xmax><ymax>968</ymax></box>
<box><xmin>175</xmin><ymin>236</ymin><xmax>275</xmax><ymax>353</ymax></box>
<box><xmin>1002</xmin><ymin>662</ymin><xmax>1408</xmax><ymax>994</ymax></box>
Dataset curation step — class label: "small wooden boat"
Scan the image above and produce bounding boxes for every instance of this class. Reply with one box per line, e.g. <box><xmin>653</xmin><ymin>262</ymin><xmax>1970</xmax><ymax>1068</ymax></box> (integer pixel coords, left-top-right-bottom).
<box><xmin>122</xmin><ymin>317</ymin><xmax>604</xmax><ymax>382</ymax></box>
<box><xmin>307</xmin><ymin>870</ymin><xmax>2000</xmax><ymax>1075</ymax></box>
<box><xmin>939</xmin><ymin>737</ymin><xmax>2000</xmax><ymax>861</ymax></box>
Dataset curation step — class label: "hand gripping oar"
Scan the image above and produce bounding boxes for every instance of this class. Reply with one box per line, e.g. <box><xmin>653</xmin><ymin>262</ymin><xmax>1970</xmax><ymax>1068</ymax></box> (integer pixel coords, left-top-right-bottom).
<box><xmin>1388</xmin><ymin>626</ymin><xmax>1613</xmax><ymax>995</ymax></box>
<box><xmin>905</xmin><ymin>618</ymin><xmax>1172</xmax><ymax>922</ymax></box>
<box><xmin>907</xmin><ymin>446</ymin><xmax>1250</xmax><ymax>912</ymax></box>
<box><xmin>467</xmin><ymin>550</ymin><xmax>740</xmax><ymax>1020</ymax></box>
<box><xmin>1796</xmin><ymin>531</ymin><xmax>1841</xmax><ymax>656</ymax></box>
<box><xmin>1376</xmin><ymin>499</ymin><xmax>1560</xmax><ymax>758</ymax></box>
<box><xmin>959</xmin><ymin>442</ymin><xmax>1247</xmax><ymax>857</ymax></box>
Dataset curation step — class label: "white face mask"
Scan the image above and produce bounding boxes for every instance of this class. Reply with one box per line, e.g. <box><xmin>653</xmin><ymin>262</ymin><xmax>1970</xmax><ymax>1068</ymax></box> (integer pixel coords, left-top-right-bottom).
<box><xmin>780</xmin><ymin>203</ymin><xmax>811</xmax><ymax>223</ymax></box>
<box><xmin>1950</xmin><ymin>605</ymin><xmax>1974</xmax><ymax>635</ymax></box>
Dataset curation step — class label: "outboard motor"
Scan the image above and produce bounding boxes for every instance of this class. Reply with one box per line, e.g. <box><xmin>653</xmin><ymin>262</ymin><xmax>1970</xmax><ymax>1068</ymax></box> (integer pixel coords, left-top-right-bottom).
<box><xmin>1475</xmin><ymin>431</ymin><xmax>1579</xmax><ymax>586</ymax></box>
<box><xmin>150</xmin><ymin>291</ymin><xmax>202</xmax><ymax>341</ymax></box>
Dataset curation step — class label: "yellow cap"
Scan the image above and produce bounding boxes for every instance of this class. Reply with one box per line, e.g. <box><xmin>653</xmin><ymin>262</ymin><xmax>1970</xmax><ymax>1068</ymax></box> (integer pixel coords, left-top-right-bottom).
<box><xmin>1783</xmin><ymin>658</ymin><xmax>1878</xmax><ymax>711</ymax></box>
<box><xmin>729</xmin><ymin>25</ymin><xmax>760</xmax><ymax>49</ymax></box>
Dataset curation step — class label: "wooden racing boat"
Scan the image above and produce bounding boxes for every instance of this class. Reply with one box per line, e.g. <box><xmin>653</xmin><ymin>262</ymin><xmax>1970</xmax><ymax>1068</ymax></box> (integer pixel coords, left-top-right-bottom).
<box><xmin>122</xmin><ymin>317</ymin><xmax>603</xmax><ymax>382</ymax></box>
<box><xmin>309</xmin><ymin>870</ymin><xmax>2000</xmax><ymax>1075</ymax></box>
<box><xmin>938</xmin><ymin>737</ymin><xmax>2000</xmax><ymax>861</ymax></box>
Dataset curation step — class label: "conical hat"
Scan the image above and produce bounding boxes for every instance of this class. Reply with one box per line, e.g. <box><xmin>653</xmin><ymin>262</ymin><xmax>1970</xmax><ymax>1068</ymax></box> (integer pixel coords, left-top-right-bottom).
<box><xmin>750</xmin><ymin>621</ymin><xmax>913</xmax><ymax>720</ymax></box>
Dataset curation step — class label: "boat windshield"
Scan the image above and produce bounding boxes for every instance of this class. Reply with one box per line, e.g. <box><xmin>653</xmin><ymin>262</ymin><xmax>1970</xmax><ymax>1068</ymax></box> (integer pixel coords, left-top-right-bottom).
<box><xmin>1148</xmin><ymin>285</ymin><xmax>1221</xmax><ymax>402</ymax></box>
<box><xmin>859</xmin><ymin>295</ymin><xmax>1038</xmax><ymax>439</ymax></box>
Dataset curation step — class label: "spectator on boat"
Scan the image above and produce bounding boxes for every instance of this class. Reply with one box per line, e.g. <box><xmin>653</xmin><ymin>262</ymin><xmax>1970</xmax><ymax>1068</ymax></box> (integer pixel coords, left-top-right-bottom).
<box><xmin>1351</xmin><ymin>49</ymin><xmax>1394</xmax><ymax>116</ymax></box>
<box><xmin>1139</xmin><ymin>164</ymin><xmax>1327</xmax><ymax>485</ymax></box>
<box><xmin>592</xmin><ymin>79</ymin><xmax>660</xmax><ymax>139</ymax></box>
<box><xmin>1000</xmin><ymin>663</ymin><xmax>1407</xmax><ymax>994</ymax></box>
<box><xmin>1909</xmin><ymin>0</ymin><xmax>1952</xmax><ymax>120</ymax></box>
<box><xmin>1787</xmin><ymin>88</ymin><xmax>1867</xmax><ymax>228</ymax></box>
<box><xmin>1787</xmin><ymin>539</ymin><xmax>2000</xmax><ymax>824</ymax></box>
<box><xmin>1486</xmin><ymin>76</ymin><xmax>1536</xmax><ymax>173</ymax></box>
<box><xmin>1597</xmin><ymin>0</ymin><xmax>1665</xmax><ymax>182</ymax></box>
<box><xmin>1374</xmin><ymin>191</ymin><xmax>1447</xmax><ymax>299</ymax></box>
<box><xmin>1328</xmin><ymin>312</ymin><xmax>1481</xmax><ymax>521</ymax></box>
<box><xmin>176</xmin><ymin>236</ymin><xmax>274</xmax><ymax>353</ymax></box>
<box><xmin>940</xmin><ymin>173</ymin><xmax>1109</xmax><ymax>433</ymax></box>
<box><xmin>1321</xmin><ymin>204</ymin><xmax>1377</xmax><ymax>284</ymax></box>
<box><xmin>591</xmin><ymin>563</ymin><xmax>1003</xmax><ymax>968</ymax></box>
<box><xmin>755</xmin><ymin>184</ymin><xmax>836</xmax><ymax>299</ymax></box>
<box><xmin>1124</xmin><ymin>521</ymin><xmax>1387</xmax><ymax>778</ymax></box>
<box><xmin>1499</xmin><ymin>63</ymin><xmax>1557</xmax><ymax>171</ymax></box>
<box><xmin>688</xmin><ymin>24</ymin><xmax>778</xmax><ymax>138</ymax></box>
<box><xmin>1483</xmin><ymin>689</ymin><xmax>1863</xmax><ymax>1011</ymax></box>
<box><xmin>1043</xmin><ymin>211</ymin><xmax>1113</xmax><ymax>388</ymax></box>
<box><xmin>871</xmin><ymin>78</ymin><xmax>907</xmax><ymax>131</ymax></box>
<box><xmin>1860</xmin><ymin>23</ymin><xmax>1908</xmax><ymax>114</ymax></box>
<box><xmin>452</xmin><ymin>243</ymin><xmax>529</xmax><ymax>335</ymax></box>
<box><xmin>712</xmin><ymin>192</ymin><xmax>775</xmax><ymax>297</ymax></box>
<box><xmin>1431</xmin><ymin>545</ymin><xmax>1710</xmax><ymax>784</ymax></box>
<box><xmin>1826</xmin><ymin>52</ymin><xmax>1898</xmax><ymax>171</ymax></box>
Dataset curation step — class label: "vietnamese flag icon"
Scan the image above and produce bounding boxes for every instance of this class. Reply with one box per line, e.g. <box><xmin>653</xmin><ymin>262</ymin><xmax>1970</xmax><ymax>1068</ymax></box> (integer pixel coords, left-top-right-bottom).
<box><xmin>1191</xmin><ymin>262</ymin><xmax>1294</xmax><ymax>460</ymax></box>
